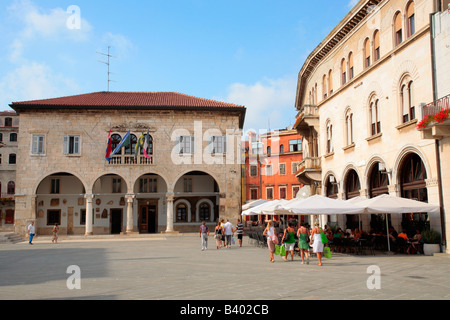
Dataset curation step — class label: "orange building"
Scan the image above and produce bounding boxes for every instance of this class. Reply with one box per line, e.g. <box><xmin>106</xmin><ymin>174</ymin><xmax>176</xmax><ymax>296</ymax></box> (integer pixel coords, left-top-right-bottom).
<box><xmin>243</xmin><ymin>127</ymin><xmax>303</xmax><ymax>222</ymax></box>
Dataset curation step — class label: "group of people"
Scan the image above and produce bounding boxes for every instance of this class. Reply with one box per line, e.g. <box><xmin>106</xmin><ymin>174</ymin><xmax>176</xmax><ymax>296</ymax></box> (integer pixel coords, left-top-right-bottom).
<box><xmin>263</xmin><ymin>220</ymin><xmax>326</xmax><ymax>266</ymax></box>
<box><xmin>27</xmin><ymin>221</ymin><xmax>59</xmax><ymax>244</ymax></box>
<box><xmin>199</xmin><ymin>219</ymin><xmax>244</xmax><ymax>251</ymax></box>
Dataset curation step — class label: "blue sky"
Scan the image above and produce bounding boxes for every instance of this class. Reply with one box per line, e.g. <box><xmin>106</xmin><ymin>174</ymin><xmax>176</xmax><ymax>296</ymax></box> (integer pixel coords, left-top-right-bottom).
<box><xmin>0</xmin><ymin>0</ymin><xmax>357</xmax><ymax>133</ymax></box>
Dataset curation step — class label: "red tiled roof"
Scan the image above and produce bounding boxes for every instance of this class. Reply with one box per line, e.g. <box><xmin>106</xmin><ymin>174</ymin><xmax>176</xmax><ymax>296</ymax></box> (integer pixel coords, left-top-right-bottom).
<box><xmin>10</xmin><ymin>91</ymin><xmax>245</xmax><ymax>109</ymax></box>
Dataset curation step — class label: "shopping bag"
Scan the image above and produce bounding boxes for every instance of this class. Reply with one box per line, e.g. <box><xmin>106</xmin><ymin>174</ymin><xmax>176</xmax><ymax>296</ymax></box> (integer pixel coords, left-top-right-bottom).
<box><xmin>324</xmin><ymin>246</ymin><xmax>332</xmax><ymax>259</ymax></box>
<box><xmin>280</xmin><ymin>244</ymin><xmax>286</xmax><ymax>256</ymax></box>
<box><xmin>274</xmin><ymin>244</ymin><xmax>280</xmax><ymax>255</ymax></box>
<box><xmin>232</xmin><ymin>236</ymin><xmax>235</xmax><ymax>245</ymax></box>
<box><xmin>320</xmin><ymin>230</ymin><xmax>328</xmax><ymax>244</ymax></box>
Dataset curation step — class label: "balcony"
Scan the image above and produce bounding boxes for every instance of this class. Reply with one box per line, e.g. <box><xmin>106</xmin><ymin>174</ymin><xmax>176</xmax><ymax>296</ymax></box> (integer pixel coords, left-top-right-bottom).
<box><xmin>294</xmin><ymin>104</ymin><xmax>319</xmax><ymax>137</ymax></box>
<box><xmin>107</xmin><ymin>155</ymin><xmax>154</xmax><ymax>165</ymax></box>
<box><xmin>295</xmin><ymin>156</ymin><xmax>321</xmax><ymax>186</ymax></box>
<box><xmin>418</xmin><ymin>94</ymin><xmax>450</xmax><ymax>139</ymax></box>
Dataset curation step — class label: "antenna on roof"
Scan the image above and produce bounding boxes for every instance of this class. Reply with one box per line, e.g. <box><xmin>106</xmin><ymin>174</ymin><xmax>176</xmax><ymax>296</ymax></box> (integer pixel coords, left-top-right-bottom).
<box><xmin>97</xmin><ymin>46</ymin><xmax>115</xmax><ymax>91</ymax></box>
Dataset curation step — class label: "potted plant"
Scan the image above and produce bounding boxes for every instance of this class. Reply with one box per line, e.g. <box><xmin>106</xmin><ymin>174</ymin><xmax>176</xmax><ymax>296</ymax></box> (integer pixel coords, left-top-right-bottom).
<box><xmin>421</xmin><ymin>229</ymin><xmax>441</xmax><ymax>256</ymax></box>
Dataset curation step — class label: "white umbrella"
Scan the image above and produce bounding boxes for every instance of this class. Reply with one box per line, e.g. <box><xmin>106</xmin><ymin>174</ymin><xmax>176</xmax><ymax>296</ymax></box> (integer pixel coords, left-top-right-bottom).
<box><xmin>354</xmin><ymin>194</ymin><xmax>440</xmax><ymax>214</ymax></box>
<box><xmin>274</xmin><ymin>194</ymin><xmax>366</xmax><ymax>215</ymax></box>
<box><xmin>241</xmin><ymin>200</ymin><xmax>276</xmax><ymax>216</ymax></box>
<box><xmin>241</xmin><ymin>199</ymin><xmax>269</xmax><ymax>211</ymax></box>
<box><xmin>260</xmin><ymin>199</ymin><xmax>290</xmax><ymax>215</ymax></box>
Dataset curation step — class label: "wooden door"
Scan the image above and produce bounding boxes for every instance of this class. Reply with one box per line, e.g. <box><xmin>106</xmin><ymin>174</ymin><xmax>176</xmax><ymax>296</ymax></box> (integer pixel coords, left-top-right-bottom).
<box><xmin>139</xmin><ymin>206</ymin><xmax>149</xmax><ymax>233</ymax></box>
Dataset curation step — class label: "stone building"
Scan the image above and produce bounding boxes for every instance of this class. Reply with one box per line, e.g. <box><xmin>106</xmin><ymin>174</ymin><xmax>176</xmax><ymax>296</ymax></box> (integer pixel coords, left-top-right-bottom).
<box><xmin>0</xmin><ymin>111</ymin><xmax>18</xmax><ymax>230</ymax></box>
<box><xmin>10</xmin><ymin>91</ymin><xmax>246</xmax><ymax>236</ymax></box>
<box><xmin>293</xmin><ymin>0</ymin><xmax>449</xmax><ymax>248</ymax></box>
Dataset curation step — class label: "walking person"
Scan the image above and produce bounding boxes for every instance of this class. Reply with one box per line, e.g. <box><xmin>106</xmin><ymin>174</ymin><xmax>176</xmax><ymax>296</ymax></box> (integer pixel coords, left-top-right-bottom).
<box><xmin>214</xmin><ymin>221</ymin><xmax>223</xmax><ymax>249</ymax></box>
<box><xmin>223</xmin><ymin>219</ymin><xmax>234</xmax><ymax>248</ymax></box>
<box><xmin>263</xmin><ymin>220</ymin><xmax>277</xmax><ymax>263</ymax></box>
<box><xmin>297</xmin><ymin>222</ymin><xmax>310</xmax><ymax>264</ymax></box>
<box><xmin>310</xmin><ymin>221</ymin><xmax>324</xmax><ymax>266</ymax></box>
<box><xmin>27</xmin><ymin>221</ymin><xmax>35</xmax><ymax>245</ymax></box>
<box><xmin>282</xmin><ymin>221</ymin><xmax>296</xmax><ymax>261</ymax></box>
<box><xmin>199</xmin><ymin>221</ymin><xmax>210</xmax><ymax>251</ymax></box>
<box><xmin>235</xmin><ymin>219</ymin><xmax>244</xmax><ymax>247</ymax></box>
<box><xmin>51</xmin><ymin>223</ymin><xmax>59</xmax><ymax>244</ymax></box>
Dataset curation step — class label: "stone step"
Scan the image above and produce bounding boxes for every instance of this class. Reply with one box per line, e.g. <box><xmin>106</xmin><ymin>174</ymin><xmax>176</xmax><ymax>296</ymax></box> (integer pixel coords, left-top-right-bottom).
<box><xmin>0</xmin><ymin>232</ymin><xmax>25</xmax><ymax>244</ymax></box>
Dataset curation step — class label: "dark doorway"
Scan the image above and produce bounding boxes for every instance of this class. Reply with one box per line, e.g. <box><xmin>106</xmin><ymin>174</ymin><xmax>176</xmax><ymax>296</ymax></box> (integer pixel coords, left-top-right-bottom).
<box><xmin>139</xmin><ymin>201</ymin><xmax>158</xmax><ymax>233</ymax></box>
<box><xmin>111</xmin><ymin>209</ymin><xmax>122</xmax><ymax>234</ymax></box>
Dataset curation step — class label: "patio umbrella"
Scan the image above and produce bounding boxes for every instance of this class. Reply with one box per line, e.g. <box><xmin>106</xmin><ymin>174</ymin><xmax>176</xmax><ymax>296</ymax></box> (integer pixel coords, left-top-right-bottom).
<box><xmin>241</xmin><ymin>199</ymin><xmax>269</xmax><ymax>211</ymax></box>
<box><xmin>274</xmin><ymin>195</ymin><xmax>366</xmax><ymax>215</ymax></box>
<box><xmin>241</xmin><ymin>200</ymin><xmax>277</xmax><ymax>216</ymax></box>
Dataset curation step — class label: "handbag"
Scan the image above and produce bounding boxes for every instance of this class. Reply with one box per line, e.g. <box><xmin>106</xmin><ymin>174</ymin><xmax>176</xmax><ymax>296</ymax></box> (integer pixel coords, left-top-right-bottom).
<box><xmin>274</xmin><ymin>244</ymin><xmax>280</xmax><ymax>255</ymax></box>
<box><xmin>271</xmin><ymin>235</ymin><xmax>279</xmax><ymax>245</ymax></box>
<box><xmin>324</xmin><ymin>246</ymin><xmax>332</xmax><ymax>259</ymax></box>
<box><xmin>320</xmin><ymin>229</ymin><xmax>328</xmax><ymax>244</ymax></box>
<box><xmin>280</xmin><ymin>244</ymin><xmax>286</xmax><ymax>256</ymax></box>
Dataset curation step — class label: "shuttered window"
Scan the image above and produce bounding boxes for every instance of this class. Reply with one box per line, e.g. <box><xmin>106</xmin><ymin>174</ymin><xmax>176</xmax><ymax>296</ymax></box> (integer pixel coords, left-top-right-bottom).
<box><xmin>32</xmin><ymin>135</ymin><xmax>45</xmax><ymax>155</ymax></box>
<box><xmin>63</xmin><ymin>135</ymin><xmax>81</xmax><ymax>155</ymax></box>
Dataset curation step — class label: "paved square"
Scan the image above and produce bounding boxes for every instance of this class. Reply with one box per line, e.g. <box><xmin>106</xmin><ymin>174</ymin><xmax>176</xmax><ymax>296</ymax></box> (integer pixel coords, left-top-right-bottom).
<box><xmin>1</xmin><ymin>234</ymin><xmax>449</xmax><ymax>300</ymax></box>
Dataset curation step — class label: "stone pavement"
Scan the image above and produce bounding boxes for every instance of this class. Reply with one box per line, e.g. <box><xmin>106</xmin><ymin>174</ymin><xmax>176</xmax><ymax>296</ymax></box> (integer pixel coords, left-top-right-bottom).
<box><xmin>1</xmin><ymin>233</ymin><xmax>449</xmax><ymax>301</ymax></box>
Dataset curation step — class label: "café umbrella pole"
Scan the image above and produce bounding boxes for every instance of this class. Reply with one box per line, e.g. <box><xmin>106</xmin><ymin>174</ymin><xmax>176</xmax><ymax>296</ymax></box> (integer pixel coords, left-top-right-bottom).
<box><xmin>385</xmin><ymin>213</ymin><xmax>391</xmax><ymax>253</ymax></box>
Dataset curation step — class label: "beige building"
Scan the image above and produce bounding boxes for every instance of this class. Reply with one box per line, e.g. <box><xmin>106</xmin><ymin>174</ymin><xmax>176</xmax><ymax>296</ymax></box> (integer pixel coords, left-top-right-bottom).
<box><xmin>294</xmin><ymin>0</ymin><xmax>449</xmax><ymax>250</ymax></box>
<box><xmin>10</xmin><ymin>91</ymin><xmax>246</xmax><ymax>236</ymax></box>
<box><xmin>0</xmin><ymin>111</ymin><xmax>18</xmax><ymax>230</ymax></box>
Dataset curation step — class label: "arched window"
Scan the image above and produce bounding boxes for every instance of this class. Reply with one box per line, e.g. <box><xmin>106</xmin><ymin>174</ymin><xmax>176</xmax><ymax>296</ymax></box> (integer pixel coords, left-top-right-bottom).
<box><xmin>326</xmin><ymin>120</ymin><xmax>333</xmax><ymax>154</ymax></box>
<box><xmin>199</xmin><ymin>202</ymin><xmax>211</xmax><ymax>221</ymax></box>
<box><xmin>348</xmin><ymin>52</ymin><xmax>354</xmax><ymax>80</ymax></box>
<box><xmin>267</xmin><ymin>146</ymin><xmax>271</xmax><ymax>156</ymax></box>
<box><xmin>369</xmin><ymin>96</ymin><xmax>381</xmax><ymax>136</ymax></box>
<box><xmin>7</xmin><ymin>181</ymin><xmax>15</xmax><ymax>195</ymax></box>
<box><xmin>345</xmin><ymin>109</ymin><xmax>354</xmax><ymax>146</ymax></box>
<box><xmin>280</xmin><ymin>144</ymin><xmax>284</xmax><ymax>154</ymax></box>
<box><xmin>176</xmin><ymin>203</ymin><xmax>188</xmax><ymax>222</ymax></box>
<box><xmin>345</xmin><ymin>169</ymin><xmax>361</xmax><ymax>199</ymax></box>
<box><xmin>341</xmin><ymin>58</ymin><xmax>347</xmax><ymax>85</ymax></box>
<box><xmin>111</xmin><ymin>134</ymin><xmax>122</xmax><ymax>155</ymax></box>
<box><xmin>141</xmin><ymin>134</ymin><xmax>153</xmax><ymax>156</ymax></box>
<box><xmin>373</xmin><ymin>30</ymin><xmax>380</xmax><ymax>62</ymax></box>
<box><xmin>369</xmin><ymin>162</ymin><xmax>389</xmax><ymax>198</ymax></box>
<box><xmin>401</xmin><ymin>77</ymin><xmax>415</xmax><ymax>123</ymax></box>
<box><xmin>328</xmin><ymin>69</ymin><xmax>333</xmax><ymax>95</ymax></box>
<box><xmin>322</xmin><ymin>74</ymin><xmax>327</xmax><ymax>99</ymax></box>
<box><xmin>124</xmin><ymin>134</ymin><xmax>137</xmax><ymax>155</ymax></box>
<box><xmin>364</xmin><ymin>38</ymin><xmax>371</xmax><ymax>68</ymax></box>
<box><xmin>394</xmin><ymin>11</ymin><xmax>403</xmax><ymax>46</ymax></box>
<box><xmin>406</xmin><ymin>1</ymin><xmax>415</xmax><ymax>38</ymax></box>
<box><xmin>326</xmin><ymin>176</ymin><xmax>338</xmax><ymax>199</ymax></box>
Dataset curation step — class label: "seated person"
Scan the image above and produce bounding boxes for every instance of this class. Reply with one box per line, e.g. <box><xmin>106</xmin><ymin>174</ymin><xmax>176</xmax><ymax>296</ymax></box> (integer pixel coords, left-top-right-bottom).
<box><xmin>398</xmin><ymin>230</ymin><xmax>409</xmax><ymax>241</ymax></box>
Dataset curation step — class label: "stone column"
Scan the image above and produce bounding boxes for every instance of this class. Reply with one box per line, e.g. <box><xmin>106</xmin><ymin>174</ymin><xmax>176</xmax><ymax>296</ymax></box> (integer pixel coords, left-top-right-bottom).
<box><xmin>125</xmin><ymin>194</ymin><xmax>135</xmax><ymax>234</ymax></box>
<box><xmin>165</xmin><ymin>192</ymin><xmax>174</xmax><ymax>233</ymax></box>
<box><xmin>84</xmin><ymin>194</ymin><xmax>94</xmax><ymax>235</ymax></box>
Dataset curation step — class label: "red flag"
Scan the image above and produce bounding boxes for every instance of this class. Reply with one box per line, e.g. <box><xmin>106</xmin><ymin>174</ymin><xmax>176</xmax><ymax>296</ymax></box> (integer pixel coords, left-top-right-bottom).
<box><xmin>143</xmin><ymin>130</ymin><xmax>151</xmax><ymax>159</ymax></box>
<box><xmin>105</xmin><ymin>130</ymin><xmax>112</xmax><ymax>160</ymax></box>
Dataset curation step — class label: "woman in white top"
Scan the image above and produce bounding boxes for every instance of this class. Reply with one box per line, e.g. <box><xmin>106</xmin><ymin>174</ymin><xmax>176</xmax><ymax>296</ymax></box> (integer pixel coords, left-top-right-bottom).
<box><xmin>310</xmin><ymin>221</ymin><xmax>324</xmax><ymax>266</ymax></box>
<box><xmin>263</xmin><ymin>220</ymin><xmax>277</xmax><ymax>263</ymax></box>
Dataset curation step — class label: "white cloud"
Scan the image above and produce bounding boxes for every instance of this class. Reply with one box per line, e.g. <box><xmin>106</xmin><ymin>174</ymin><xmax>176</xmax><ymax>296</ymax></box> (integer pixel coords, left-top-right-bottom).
<box><xmin>101</xmin><ymin>32</ymin><xmax>136</xmax><ymax>59</ymax></box>
<box><xmin>0</xmin><ymin>62</ymin><xmax>79</xmax><ymax>107</ymax></box>
<box><xmin>220</xmin><ymin>76</ymin><xmax>298</xmax><ymax>135</ymax></box>
<box><xmin>347</xmin><ymin>0</ymin><xmax>359</xmax><ymax>8</ymax></box>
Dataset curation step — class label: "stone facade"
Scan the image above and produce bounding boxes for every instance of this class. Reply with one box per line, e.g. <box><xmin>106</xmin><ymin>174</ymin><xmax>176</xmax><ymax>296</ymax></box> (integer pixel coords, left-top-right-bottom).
<box><xmin>10</xmin><ymin>92</ymin><xmax>246</xmax><ymax>237</ymax></box>
<box><xmin>294</xmin><ymin>0</ymin><xmax>447</xmax><ymax>241</ymax></box>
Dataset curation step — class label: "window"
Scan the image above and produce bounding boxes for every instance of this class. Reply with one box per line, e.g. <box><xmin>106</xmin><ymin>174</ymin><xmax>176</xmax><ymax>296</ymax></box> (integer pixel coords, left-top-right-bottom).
<box><xmin>124</xmin><ymin>134</ymin><xmax>137</xmax><ymax>155</ymax></box>
<box><xmin>279</xmin><ymin>163</ymin><xmax>286</xmax><ymax>175</ymax></box>
<box><xmin>374</xmin><ymin>30</ymin><xmax>380</xmax><ymax>62</ymax></box>
<box><xmin>9</xmin><ymin>133</ymin><xmax>17</xmax><ymax>142</ymax></box>
<box><xmin>184</xmin><ymin>178</ymin><xmax>193</xmax><ymax>192</ymax></box>
<box><xmin>407</xmin><ymin>1</ymin><xmax>415</xmax><ymax>38</ymax></box>
<box><xmin>178</xmin><ymin>136</ymin><xmax>195</xmax><ymax>154</ymax></box>
<box><xmin>266</xmin><ymin>164</ymin><xmax>273</xmax><ymax>176</ymax></box>
<box><xmin>401</xmin><ymin>78</ymin><xmax>415</xmax><ymax>123</ymax></box>
<box><xmin>9</xmin><ymin>153</ymin><xmax>16</xmax><ymax>164</ymax></box>
<box><xmin>141</xmin><ymin>134</ymin><xmax>153</xmax><ymax>156</ymax></box>
<box><xmin>251</xmin><ymin>141</ymin><xmax>263</xmax><ymax>155</ymax></box>
<box><xmin>7</xmin><ymin>181</ymin><xmax>15</xmax><ymax>195</ymax></box>
<box><xmin>322</xmin><ymin>74</ymin><xmax>327</xmax><ymax>99</ymax></box>
<box><xmin>31</xmin><ymin>135</ymin><xmax>45</xmax><ymax>155</ymax></box>
<box><xmin>370</xmin><ymin>97</ymin><xmax>381</xmax><ymax>135</ymax></box>
<box><xmin>280</xmin><ymin>144</ymin><xmax>284</xmax><ymax>154</ymax></box>
<box><xmin>250</xmin><ymin>165</ymin><xmax>258</xmax><ymax>177</ymax></box>
<box><xmin>345</xmin><ymin>109</ymin><xmax>354</xmax><ymax>145</ymax></box>
<box><xmin>176</xmin><ymin>203</ymin><xmax>187</xmax><ymax>222</ymax></box>
<box><xmin>199</xmin><ymin>203</ymin><xmax>210</xmax><ymax>221</ymax></box>
<box><xmin>250</xmin><ymin>188</ymin><xmax>258</xmax><ymax>200</ymax></box>
<box><xmin>328</xmin><ymin>70</ymin><xmax>333</xmax><ymax>95</ymax></box>
<box><xmin>292</xmin><ymin>186</ymin><xmax>300</xmax><ymax>198</ymax></box>
<box><xmin>266</xmin><ymin>146</ymin><xmax>271</xmax><ymax>156</ymax></box>
<box><xmin>348</xmin><ymin>52</ymin><xmax>354</xmax><ymax>80</ymax></box>
<box><xmin>364</xmin><ymin>38</ymin><xmax>371</xmax><ymax>68</ymax></box>
<box><xmin>63</xmin><ymin>135</ymin><xmax>81</xmax><ymax>155</ymax></box>
<box><xmin>266</xmin><ymin>187</ymin><xmax>274</xmax><ymax>200</ymax></box>
<box><xmin>279</xmin><ymin>186</ymin><xmax>287</xmax><ymax>199</ymax></box>
<box><xmin>0</xmin><ymin>133</ymin><xmax>2</xmax><ymax>142</ymax></box>
<box><xmin>292</xmin><ymin>162</ymin><xmax>300</xmax><ymax>174</ymax></box>
<box><xmin>210</xmin><ymin>136</ymin><xmax>226</xmax><ymax>154</ymax></box>
<box><xmin>139</xmin><ymin>177</ymin><xmax>157</xmax><ymax>193</ymax></box>
<box><xmin>4</xmin><ymin>118</ymin><xmax>12</xmax><ymax>127</ymax></box>
<box><xmin>326</xmin><ymin>121</ymin><xmax>333</xmax><ymax>153</ymax></box>
<box><xmin>50</xmin><ymin>178</ymin><xmax>60</xmax><ymax>194</ymax></box>
<box><xmin>112</xmin><ymin>178</ymin><xmax>122</xmax><ymax>193</ymax></box>
<box><xmin>111</xmin><ymin>134</ymin><xmax>122</xmax><ymax>155</ymax></box>
<box><xmin>394</xmin><ymin>12</ymin><xmax>403</xmax><ymax>46</ymax></box>
<box><xmin>47</xmin><ymin>210</ymin><xmax>61</xmax><ymax>225</ymax></box>
<box><xmin>341</xmin><ymin>58</ymin><xmax>347</xmax><ymax>85</ymax></box>
<box><xmin>289</xmin><ymin>139</ymin><xmax>302</xmax><ymax>152</ymax></box>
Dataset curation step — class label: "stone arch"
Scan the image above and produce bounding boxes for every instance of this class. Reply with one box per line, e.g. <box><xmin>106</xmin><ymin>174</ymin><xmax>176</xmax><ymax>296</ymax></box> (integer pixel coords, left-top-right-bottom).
<box><xmin>33</xmin><ymin>170</ymin><xmax>87</xmax><ymax>195</ymax></box>
<box><xmin>392</xmin><ymin>145</ymin><xmax>433</xmax><ymax>188</ymax></box>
